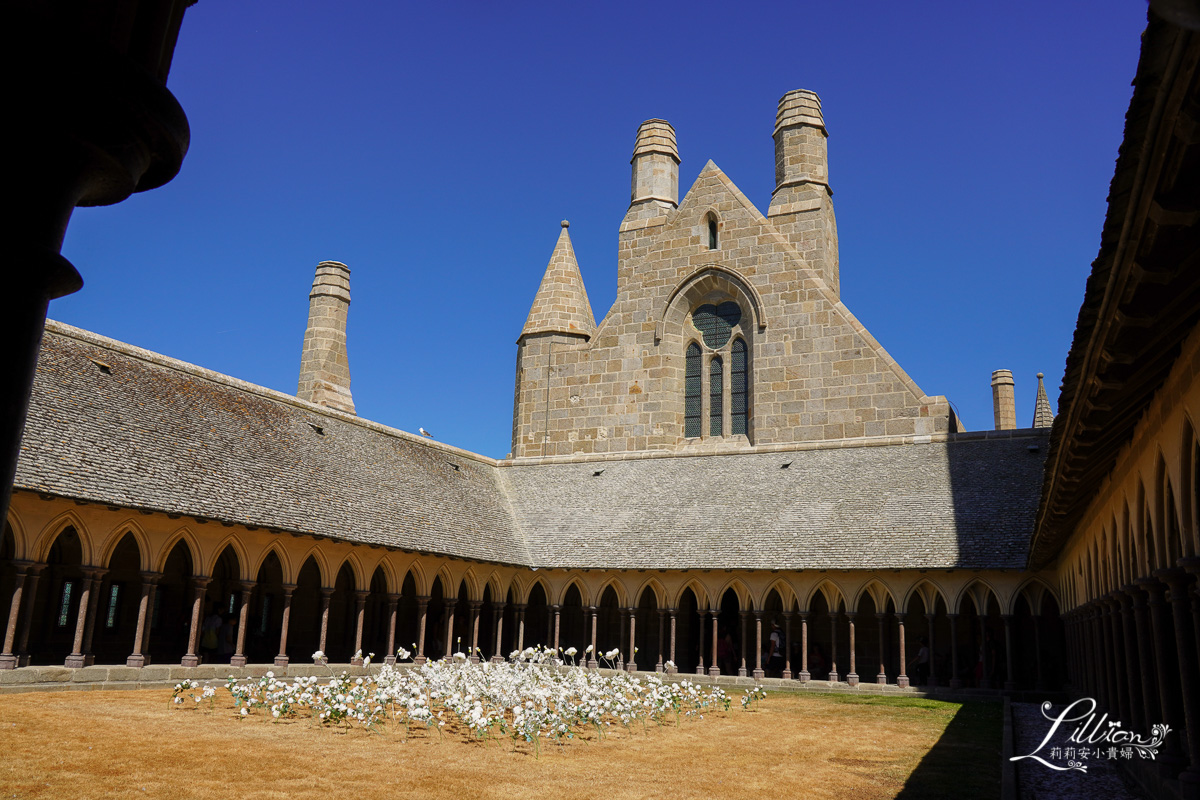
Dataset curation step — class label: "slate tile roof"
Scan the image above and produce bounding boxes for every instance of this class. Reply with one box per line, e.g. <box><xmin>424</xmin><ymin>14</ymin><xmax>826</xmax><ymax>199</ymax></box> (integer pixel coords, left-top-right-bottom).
<box><xmin>16</xmin><ymin>322</ymin><xmax>1048</xmax><ymax>571</ymax></box>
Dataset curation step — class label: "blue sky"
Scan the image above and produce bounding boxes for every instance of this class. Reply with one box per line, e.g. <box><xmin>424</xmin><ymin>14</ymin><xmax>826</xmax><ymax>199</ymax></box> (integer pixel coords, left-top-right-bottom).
<box><xmin>57</xmin><ymin>1</ymin><xmax>1148</xmax><ymax>458</ymax></box>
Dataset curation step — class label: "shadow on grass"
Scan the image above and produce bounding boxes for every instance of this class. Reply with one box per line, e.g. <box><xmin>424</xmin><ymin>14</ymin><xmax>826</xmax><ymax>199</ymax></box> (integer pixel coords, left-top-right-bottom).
<box><xmin>891</xmin><ymin>698</ymin><xmax>1003</xmax><ymax>800</ymax></box>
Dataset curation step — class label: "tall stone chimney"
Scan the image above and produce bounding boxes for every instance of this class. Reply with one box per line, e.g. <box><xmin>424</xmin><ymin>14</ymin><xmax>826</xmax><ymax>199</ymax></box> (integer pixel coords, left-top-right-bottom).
<box><xmin>767</xmin><ymin>89</ymin><xmax>840</xmax><ymax>296</ymax></box>
<box><xmin>991</xmin><ymin>369</ymin><xmax>1016</xmax><ymax>430</ymax></box>
<box><xmin>629</xmin><ymin>119</ymin><xmax>679</xmax><ymax>211</ymax></box>
<box><xmin>297</xmin><ymin>261</ymin><xmax>355</xmax><ymax>415</ymax></box>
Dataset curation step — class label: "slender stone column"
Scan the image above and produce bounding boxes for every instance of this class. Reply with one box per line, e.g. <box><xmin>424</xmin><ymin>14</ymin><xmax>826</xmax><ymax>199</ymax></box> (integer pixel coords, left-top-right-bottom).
<box><xmin>627</xmin><ymin>607</ymin><xmax>638</xmax><ymax>673</ymax></box>
<box><xmin>977</xmin><ymin>612</ymin><xmax>990</xmax><ymax>690</ymax></box>
<box><xmin>925</xmin><ymin>612</ymin><xmax>937</xmax><ymax>686</ymax></box>
<box><xmin>516</xmin><ymin>603</ymin><xmax>527</xmax><ymax>652</ymax></box>
<box><xmin>79</xmin><ymin>569</ymin><xmax>106</xmax><ymax>666</ymax></box>
<box><xmin>736</xmin><ymin>610</ymin><xmax>747</xmax><ymax>677</ymax></box>
<box><xmin>384</xmin><ymin>594</ymin><xmax>399</xmax><ymax>665</ymax></box>
<box><xmin>846</xmin><ymin>612</ymin><xmax>859</xmax><ymax>686</ymax></box>
<box><xmin>14</xmin><ymin>564</ymin><xmax>44</xmax><ymax>666</ymax></box>
<box><xmin>139</xmin><ymin>578</ymin><xmax>158</xmax><ymax>662</ymax></box>
<box><xmin>617</xmin><ymin>609</ymin><xmax>627</xmax><ymax>670</ymax></box>
<box><xmin>708</xmin><ymin>610</ymin><xmax>719</xmax><ymax>678</ymax></box>
<box><xmin>444</xmin><ymin>598</ymin><xmax>457</xmax><ymax>659</ymax></box>
<box><xmin>1103</xmin><ymin>596</ymin><xmax>1126</xmax><ymax>718</ymax></box>
<box><xmin>0</xmin><ymin>562</ymin><xmax>31</xmax><ymax>669</ymax></box>
<box><xmin>696</xmin><ymin>608</ymin><xmax>706</xmax><ymax>675</ymax></box>
<box><xmin>948</xmin><ymin>614</ymin><xmax>961</xmax><ymax>689</ymax></box>
<box><xmin>588</xmin><ymin>606</ymin><xmax>598</xmax><ymax>669</ymax></box>
<box><xmin>180</xmin><ymin>577</ymin><xmax>210</xmax><ymax>668</ymax></box>
<box><xmin>1116</xmin><ymin>588</ymin><xmax>1142</xmax><ymax>729</ymax></box>
<box><xmin>468</xmin><ymin>600</ymin><xmax>481</xmax><ymax>663</ymax></box>
<box><xmin>751</xmin><ymin>611</ymin><xmax>763</xmax><ymax>680</ymax></box>
<box><xmin>317</xmin><ymin>588</ymin><xmax>333</xmax><ymax>658</ymax></box>
<box><xmin>415</xmin><ymin>596</ymin><xmax>429</xmax><ymax>664</ymax></box>
<box><xmin>1033</xmin><ymin>608</ymin><xmax>1045</xmax><ymax>691</ymax></box>
<box><xmin>1001</xmin><ymin>614</ymin><xmax>1016</xmax><ymax>691</ymax></box>
<box><xmin>829</xmin><ymin>611</ymin><xmax>840</xmax><ymax>683</ymax></box>
<box><xmin>782</xmin><ymin>611</ymin><xmax>793</xmax><ymax>681</ymax></box>
<box><xmin>350</xmin><ymin>590</ymin><xmax>368</xmax><ymax>664</ymax></box>
<box><xmin>799</xmin><ymin>612</ymin><xmax>810</xmax><ymax>681</ymax></box>
<box><xmin>491</xmin><ymin>600</ymin><xmax>505</xmax><ymax>662</ymax></box>
<box><xmin>230</xmin><ymin>581</ymin><xmax>253</xmax><ymax>667</ymax></box>
<box><xmin>896</xmin><ymin>614</ymin><xmax>908</xmax><ymax>688</ymax></box>
<box><xmin>64</xmin><ymin>569</ymin><xmax>98</xmax><ymax>668</ymax></box>
<box><xmin>1158</xmin><ymin>567</ymin><xmax>1200</xmax><ymax>790</ymax></box>
<box><xmin>125</xmin><ymin>572</ymin><xmax>157</xmax><ymax>668</ymax></box>
<box><xmin>656</xmin><ymin>609</ymin><xmax>665</xmax><ymax>672</ymax></box>
<box><xmin>274</xmin><ymin>584</ymin><xmax>296</xmax><ymax>668</ymax></box>
<box><xmin>1140</xmin><ymin>577</ymin><xmax>1186</xmax><ymax>770</ymax></box>
<box><xmin>668</xmin><ymin>608</ymin><xmax>677</xmax><ymax>673</ymax></box>
<box><xmin>876</xmin><ymin>612</ymin><xmax>888</xmax><ymax>685</ymax></box>
<box><xmin>551</xmin><ymin>604</ymin><xmax>561</xmax><ymax>654</ymax></box>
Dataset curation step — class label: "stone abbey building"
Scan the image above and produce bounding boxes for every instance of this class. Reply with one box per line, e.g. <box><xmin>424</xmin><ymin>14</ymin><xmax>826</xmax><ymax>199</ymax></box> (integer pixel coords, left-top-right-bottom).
<box><xmin>2</xmin><ymin>8</ymin><xmax>1200</xmax><ymax>794</ymax></box>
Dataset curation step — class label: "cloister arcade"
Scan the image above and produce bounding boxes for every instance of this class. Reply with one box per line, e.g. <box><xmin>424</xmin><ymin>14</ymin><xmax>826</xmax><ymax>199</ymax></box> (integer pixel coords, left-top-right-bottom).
<box><xmin>0</xmin><ymin>491</ymin><xmax>1066</xmax><ymax>693</ymax></box>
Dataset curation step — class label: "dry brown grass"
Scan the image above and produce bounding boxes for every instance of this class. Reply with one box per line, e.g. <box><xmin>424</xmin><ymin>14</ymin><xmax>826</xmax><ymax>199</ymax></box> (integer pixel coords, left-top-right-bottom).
<box><xmin>0</xmin><ymin>688</ymin><xmax>987</xmax><ymax>799</ymax></box>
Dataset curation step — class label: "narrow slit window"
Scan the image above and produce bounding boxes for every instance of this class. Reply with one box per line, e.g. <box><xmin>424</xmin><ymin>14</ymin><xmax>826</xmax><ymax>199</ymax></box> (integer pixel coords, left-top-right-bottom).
<box><xmin>731</xmin><ymin>338</ymin><xmax>748</xmax><ymax>435</ymax></box>
<box><xmin>57</xmin><ymin>581</ymin><xmax>75</xmax><ymax>628</ymax></box>
<box><xmin>710</xmin><ymin>356</ymin><xmax>724</xmax><ymax>436</ymax></box>
<box><xmin>708</xmin><ymin>217</ymin><xmax>718</xmax><ymax>249</ymax></box>
<box><xmin>105</xmin><ymin>584</ymin><xmax>121</xmax><ymax>629</ymax></box>
<box><xmin>684</xmin><ymin>343</ymin><xmax>702</xmax><ymax>438</ymax></box>
<box><xmin>259</xmin><ymin>594</ymin><xmax>273</xmax><ymax>635</ymax></box>
<box><xmin>228</xmin><ymin>592</ymin><xmax>237</xmax><ymax>615</ymax></box>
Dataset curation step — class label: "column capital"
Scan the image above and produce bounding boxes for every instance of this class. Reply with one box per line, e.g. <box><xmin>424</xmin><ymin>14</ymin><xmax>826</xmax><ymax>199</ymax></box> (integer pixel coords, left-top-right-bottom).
<box><xmin>468</xmin><ymin>600</ymin><xmax>482</xmax><ymax>611</ymax></box>
<box><xmin>946</xmin><ymin>613</ymin><xmax>959</xmax><ymax>621</ymax></box>
<box><xmin>875</xmin><ymin>611</ymin><xmax>886</xmax><ymax>620</ymax></box>
<box><xmin>550</xmin><ymin>603</ymin><xmax>561</xmax><ymax>612</ymax></box>
<box><xmin>491</xmin><ymin>601</ymin><xmax>506</xmax><ymax>612</ymax></box>
<box><xmin>514</xmin><ymin>603</ymin><xmax>527</xmax><ymax>612</ymax></box>
<box><xmin>237</xmin><ymin>580</ymin><xmax>255</xmax><ymax>594</ymax></box>
<box><xmin>281</xmin><ymin>583</ymin><xmax>297</xmax><ymax>597</ymax></box>
<box><xmin>1153</xmin><ymin>566</ymin><xmax>1190</xmax><ymax>592</ymax></box>
<box><xmin>191</xmin><ymin>576</ymin><xmax>211</xmax><ymax>591</ymax></box>
<box><xmin>626</xmin><ymin>606</ymin><xmax>637</xmax><ymax>614</ymax></box>
<box><xmin>354</xmin><ymin>590</ymin><xmax>370</xmax><ymax>601</ymax></box>
<box><xmin>386</xmin><ymin>592</ymin><xmax>401</xmax><ymax>604</ymax></box>
<box><xmin>320</xmin><ymin>587</ymin><xmax>335</xmax><ymax>599</ymax></box>
<box><xmin>1178</xmin><ymin>555</ymin><xmax>1200</xmax><ymax>575</ymax></box>
<box><xmin>139</xmin><ymin>571</ymin><xmax>164</xmax><ymax>583</ymax></box>
<box><xmin>416</xmin><ymin>596</ymin><xmax>430</xmax><ymax>610</ymax></box>
<box><xmin>84</xmin><ymin>567</ymin><xmax>108</xmax><ymax>581</ymax></box>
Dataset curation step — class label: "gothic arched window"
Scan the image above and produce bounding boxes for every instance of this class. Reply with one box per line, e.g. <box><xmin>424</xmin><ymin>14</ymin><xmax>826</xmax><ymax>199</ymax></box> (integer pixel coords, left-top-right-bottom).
<box><xmin>684</xmin><ymin>302</ymin><xmax>750</xmax><ymax>441</ymax></box>
<box><xmin>731</xmin><ymin>338</ymin><xmax>748</xmax><ymax>435</ymax></box>
<box><xmin>684</xmin><ymin>342</ymin><xmax>702</xmax><ymax>438</ymax></box>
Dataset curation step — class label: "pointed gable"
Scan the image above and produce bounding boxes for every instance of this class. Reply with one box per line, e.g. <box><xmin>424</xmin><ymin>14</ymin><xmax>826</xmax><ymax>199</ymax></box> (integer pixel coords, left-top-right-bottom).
<box><xmin>521</xmin><ymin>221</ymin><xmax>596</xmax><ymax>339</ymax></box>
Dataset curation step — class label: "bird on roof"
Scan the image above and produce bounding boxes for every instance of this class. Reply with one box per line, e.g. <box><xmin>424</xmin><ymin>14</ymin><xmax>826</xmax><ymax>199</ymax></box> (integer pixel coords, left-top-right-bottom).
<box><xmin>419</xmin><ymin>427</ymin><xmax>433</xmax><ymax>438</ymax></box>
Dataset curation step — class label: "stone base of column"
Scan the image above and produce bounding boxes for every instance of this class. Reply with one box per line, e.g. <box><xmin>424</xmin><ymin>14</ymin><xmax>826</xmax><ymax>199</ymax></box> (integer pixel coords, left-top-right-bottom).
<box><xmin>667</xmin><ymin>664</ymin><xmax>677</xmax><ymax>674</ymax></box>
<box><xmin>1003</xmin><ymin>680</ymin><xmax>1016</xmax><ymax>691</ymax></box>
<box><xmin>587</xmin><ymin>658</ymin><xmax>598</xmax><ymax>670</ymax></box>
<box><xmin>949</xmin><ymin>678</ymin><xmax>963</xmax><ymax>689</ymax></box>
<box><xmin>469</xmin><ymin>655</ymin><xmax>479</xmax><ymax>664</ymax></box>
<box><xmin>876</xmin><ymin>673</ymin><xmax>887</xmax><ymax>685</ymax></box>
<box><xmin>847</xmin><ymin>672</ymin><xmax>859</xmax><ymax>687</ymax></box>
<box><xmin>738</xmin><ymin>666</ymin><xmax>747</xmax><ymax>677</ymax></box>
<box><xmin>798</xmin><ymin>670</ymin><xmax>810</xmax><ymax>682</ymax></box>
<box><xmin>897</xmin><ymin>675</ymin><xmax>910</xmax><ymax>688</ymax></box>
<box><xmin>350</xmin><ymin>656</ymin><xmax>364</xmax><ymax>666</ymax></box>
<box><xmin>181</xmin><ymin>654</ymin><xmax>200</xmax><ymax>667</ymax></box>
<box><xmin>655</xmin><ymin>662</ymin><xmax>663</xmax><ymax>673</ymax></box>
<box><xmin>125</xmin><ymin>654</ymin><xmax>146</xmax><ymax>668</ymax></box>
<box><xmin>489</xmin><ymin>655</ymin><xmax>503</xmax><ymax>664</ymax></box>
<box><xmin>626</xmin><ymin>663</ymin><xmax>637</xmax><ymax>674</ymax></box>
<box><xmin>708</xmin><ymin>665</ymin><xmax>720</xmax><ymax>677</ymax></box>
<box><xmin>384</xmin><ymin>655</ymin><xmax>396</xmax><ymax>666</ymax></box>
<box><xmin>828</xmin><ymin>671</ymin><xmax>839</xmax><ymax>683</ymax></box>
<box><xmin>273</xmin><ymin>655</ymin><xmax>289</xmax><ymax>668</ymax></box>
<box><xmin>414</xmin><ymin>656</ymin><xmax>427</xmax><ymax>665</ymax></box>
<box><xmin>696</xmin><ymin>665</ymin><xmax>705</xmax><ymax>675</ymax></box>
<box><xmin>0</xmin><ymin>655</ymin><xmax>16</xmax><ymax>670</ymax></box>
<box><xmin>229</xmin><ymin>655</ymin><xmax>247</xmax><ymax>667</ymax></box>
<box><xmin>64</xmin><ymin>654</ymin><xmax>86</xmax><ymax>668</ymax></box>
<box><xmin>753</xmin><ymin>668</ymin><xmax>764</xmax><ymax>679</ymax></box>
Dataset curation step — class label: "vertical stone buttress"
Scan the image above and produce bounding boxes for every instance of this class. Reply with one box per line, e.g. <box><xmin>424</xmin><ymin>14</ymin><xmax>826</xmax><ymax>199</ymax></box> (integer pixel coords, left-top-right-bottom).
<box><xmin>512</xmin><ymin>222</ymin><xmax>595</xmax><ymax>457</ymax></box>
<box><xmin>991</xmin><ymin>369</ymin><xmax>1016</xmax><ymax>430</ymax></box>
<box><xmin>297</xmin><ymin>261</ymin><xmax>355</xmax><ymax>415</ymax></box>
<box><xmin>767</xmin><ymin>89</ymin><xmax>840</xmax><ymax>296</ymax></box>
<box><xmin>617</xmin><ymin>120</ymin><xmax>679</xmax><ymax>294</ymax></box>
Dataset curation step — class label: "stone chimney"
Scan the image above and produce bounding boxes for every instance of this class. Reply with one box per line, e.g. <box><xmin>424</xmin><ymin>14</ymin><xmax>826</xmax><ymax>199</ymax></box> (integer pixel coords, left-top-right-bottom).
<box><xmin>991</xmin><ymin>369</ymin><xmax>1016</xmax><ymax>430</ymax></box>
<box><xmin>297</xmin><ymin>261</ymin><xmax>355</xmax><ymax>415</ymax></box>
<box><xmin>767</xmin><ymin>89</ymin><xmax>840</xmax><ymax>296</ymax></box>
<box><xmin>629</xmin><ymin>119</ymin><xmax>679</xmax><ymax>211</ymax></box>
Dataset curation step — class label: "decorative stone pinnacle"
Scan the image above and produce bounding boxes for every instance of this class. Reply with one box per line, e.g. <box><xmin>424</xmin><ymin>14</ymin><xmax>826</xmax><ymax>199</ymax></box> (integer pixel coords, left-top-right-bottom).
<box><xmin>561</xmin><ymin>220</ymin><xmax>569</xmax><ymax>228</ymax></box>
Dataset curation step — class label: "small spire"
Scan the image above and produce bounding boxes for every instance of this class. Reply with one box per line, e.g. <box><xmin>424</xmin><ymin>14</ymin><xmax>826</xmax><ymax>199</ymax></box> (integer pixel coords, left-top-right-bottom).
<box><xmin>521</xmin><ymin>222</ymin><xmax>595</xmax><ymax>339</ymax></box>
<box><xmin>1033</xmin><ymin>372</ymin><xmax>1055</xmax><ymax>428</ymax></box>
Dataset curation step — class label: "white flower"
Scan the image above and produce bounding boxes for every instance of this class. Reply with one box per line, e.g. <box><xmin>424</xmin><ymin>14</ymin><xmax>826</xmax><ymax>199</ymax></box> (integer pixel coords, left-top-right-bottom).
<box><xmin>240</xmin><ymin>707</ymin><xmax>248</xmax><ymax>717</ymax></box>
<box><xmin>565</xmin><ymin>647</ymin><xmax>577</xmax><ymax>657</ymax></box>
<box><xmin>312</xmin><ymin>650</ymin><xmax>325</xmax><ymax>661</ymax></box>
<box><xmin>585</xmin><ymin>645</ymin><xmax>594</xmax><ymax>654</ymax></box>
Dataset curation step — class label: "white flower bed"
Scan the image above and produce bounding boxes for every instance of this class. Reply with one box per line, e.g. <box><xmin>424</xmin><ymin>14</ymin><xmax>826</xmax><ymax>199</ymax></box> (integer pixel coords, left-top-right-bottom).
<box><xmin>176</xmin><ymin>647</ymin><xmax>751</xmax><ymax>755</ymax></box>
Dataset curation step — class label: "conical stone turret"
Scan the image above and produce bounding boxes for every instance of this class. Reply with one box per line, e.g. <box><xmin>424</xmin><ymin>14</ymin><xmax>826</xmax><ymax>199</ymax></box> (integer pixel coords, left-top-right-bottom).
<box><xmin>520</xmin><ymin>220</ymin><xmax>595</xmax><ymax>339</ymax></box>
<box><xmin>1033</xmin><ymin>372</ymin><xmax>1055</xmax><ymax>428</ymax></box>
